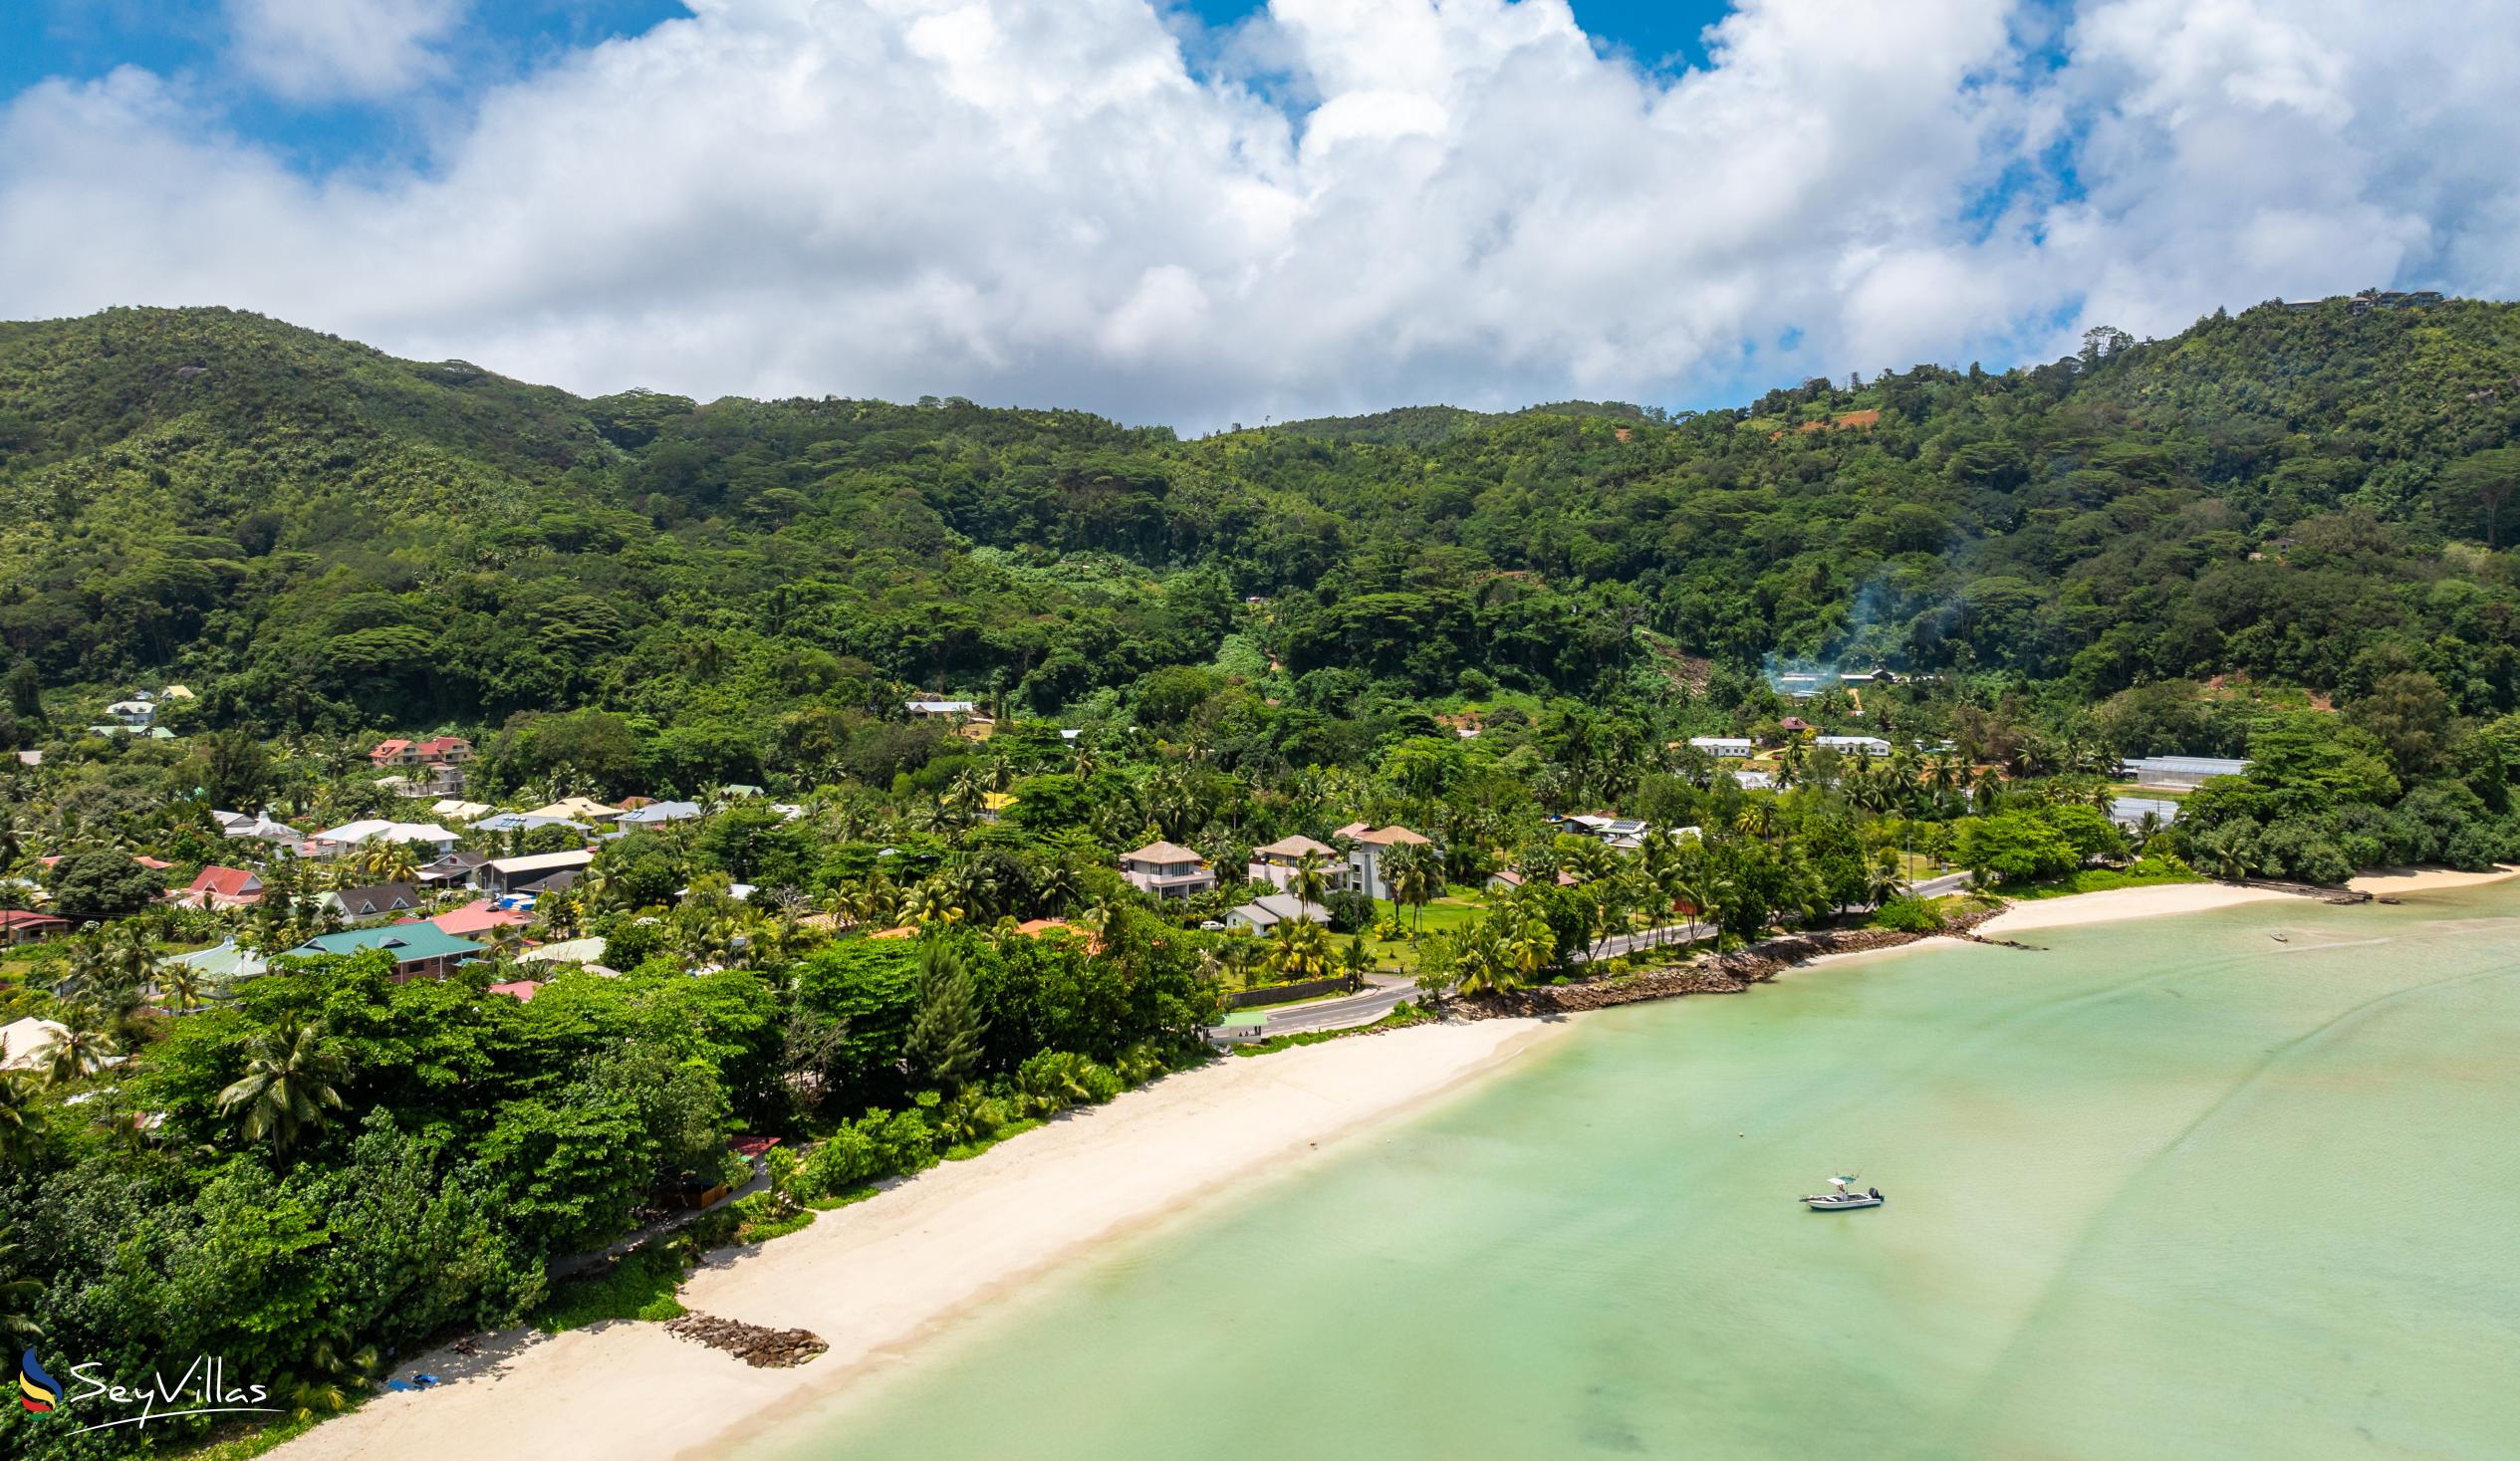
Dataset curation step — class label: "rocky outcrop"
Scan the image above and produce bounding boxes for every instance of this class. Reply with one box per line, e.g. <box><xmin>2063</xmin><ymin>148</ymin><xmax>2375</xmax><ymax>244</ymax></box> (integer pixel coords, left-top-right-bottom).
<box><xmin>664</xmin><ymin>1312</ymin><xmax>828</xmax><ymax>1367</ymax></box>
<box><xmin>1455</xmin><ymin>907</ymin><xmax>2009</xmax><ymax>1021</ymax></box>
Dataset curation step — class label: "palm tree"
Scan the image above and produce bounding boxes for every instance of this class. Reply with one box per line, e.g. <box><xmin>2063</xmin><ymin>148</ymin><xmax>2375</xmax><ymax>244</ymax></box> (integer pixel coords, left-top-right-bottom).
<box><xmin>217</xmin><ymin>1018</ymin><xmax>349</xmax><ymax>1160</ymax></box>
<box><xmin>1509</xmin><ymin>914</ymin><xmax>1556</xmax><ymax>985</ymax></box>
<box><xmin>1386</xmin><ymin>842</ymin><xmax>1441</xmax><ymax>937</ymax></box>
<box><xmin>1263</xmin><ymin>918</ymin><xmax>1334</xmax><ymax>982</ymax></box>
<box><xmin>0</xmin><ymin>1231</ymin><xmax>43</xmax><ymax>1342</ymax></box>
<box><xmin>39</xmin><ymin>1013</ymin><xmax>120</xmax><ymax>1088</ymax></box>
<box><xmin>0</xmin><ymin>1073</ymin><xmax>48</xmax><ymax>1169</ymax></box>
<box><xmin>1290</xmin><ymin>852</ymin><xmax>1333</xmax><ymax>909</ymax></box>
<box><xmin>157</xmin><ymin>959</ymin><xmax>209</xmax><ymax>1015</ymax></box>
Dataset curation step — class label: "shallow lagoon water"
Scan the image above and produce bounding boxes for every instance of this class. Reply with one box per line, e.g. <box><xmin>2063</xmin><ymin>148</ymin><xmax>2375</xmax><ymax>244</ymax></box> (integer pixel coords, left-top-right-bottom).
<box><xmin>742</xmin><ymin>888</ymin><xmax>2520</xmax><ymax>1460</ymax></box>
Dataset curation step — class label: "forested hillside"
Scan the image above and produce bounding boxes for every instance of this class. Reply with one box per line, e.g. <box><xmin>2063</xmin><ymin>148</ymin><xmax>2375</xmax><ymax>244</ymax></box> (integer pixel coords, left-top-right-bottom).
<box><xmin>3</xmin><ymin>299</ymin><xmax>2519</xmax><ymax>763</ymax></box>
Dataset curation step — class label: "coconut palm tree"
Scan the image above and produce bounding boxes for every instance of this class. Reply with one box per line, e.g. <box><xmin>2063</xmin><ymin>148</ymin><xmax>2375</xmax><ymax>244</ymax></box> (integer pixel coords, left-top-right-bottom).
<box><xmin>1263</xmin><ymin>918</ymin><xmax>1334</xmax><ymax>982</ymax></box>
<box><xmin>217</xmin><ymin>1018</ymin><xmax>349</xmax><ymax>1160</ymax></box>
<box><xmin>1289</xmin><ymin>852</ymin><xmax>1333</xmax><ymax>909</ymax></box>
<box><xmin>157</xmin><ymin>959</ymin><xmax>209</xmax><ymax>1015</ymax></box>
<box><xmin>39</xmin><ymin>1012</ymin><xmax>120</xmax><ymax>1088</ymax></box>
<box><xmin>1386</xmin><ymin>842</ymin><xmax>1442</xmax><ymax>937</ymax></box>
<box><xmin>0</xmin><ymin>1231</ymin><xmax>43</xmax><ymax>1341</ymax></box>
<box><xmin>0</xmin><ymin>1073</ymin><xmax>48</xmax><ymax>1170</ymax></box>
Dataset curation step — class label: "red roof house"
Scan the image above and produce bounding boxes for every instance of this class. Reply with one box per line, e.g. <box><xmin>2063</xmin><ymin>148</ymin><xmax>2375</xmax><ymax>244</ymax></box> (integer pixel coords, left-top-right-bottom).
<box><xmin>0</xmin><ymin>910</ymin><xmax>72</xmax><ymax>946</ymax></box>
<box><xmin>400</xmin><ymin>900</ymin><xmax>531</xmax><ymax>938</ymax></box>
<box><xmin>183</xmin><ymin>865</ymin><xmax>264</xmax><ymax>908</ymax></box>
<box><xmin>487</xmin><ymin>980</ymin><xmax>543</xmax><ymax>1003</ymax></box>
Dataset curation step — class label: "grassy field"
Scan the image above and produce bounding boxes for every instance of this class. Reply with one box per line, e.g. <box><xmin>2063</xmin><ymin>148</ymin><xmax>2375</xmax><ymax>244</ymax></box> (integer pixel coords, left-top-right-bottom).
<box><xmin>1360</xmin><ymin>892</ymin><xmax>1486</xmax><ymax>969</ymax></box>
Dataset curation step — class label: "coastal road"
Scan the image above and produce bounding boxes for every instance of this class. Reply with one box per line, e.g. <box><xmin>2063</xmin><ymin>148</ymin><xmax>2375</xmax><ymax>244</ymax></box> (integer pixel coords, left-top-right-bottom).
<box><xmin>1208</xmin><ymin>974</ymin><xmax>1419</xmax><ymax>1041</ymax></box>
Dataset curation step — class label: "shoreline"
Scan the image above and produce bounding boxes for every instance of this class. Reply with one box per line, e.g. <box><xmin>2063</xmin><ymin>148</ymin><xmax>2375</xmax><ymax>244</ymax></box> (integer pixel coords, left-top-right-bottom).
<box><xmin>267</xmin><ymin>874</ymin><xmax>2378</xmax><ymax>1461</ymax></box>
<box><xmin>269</xmin><ymin>1017</ymin><xmax>1566</xmax><ymax>1461</ymax></box>
<box><xmin>2345</xmin><ymin>863</ymin><xmax>2520</xmax><ymax>895</ymax></box>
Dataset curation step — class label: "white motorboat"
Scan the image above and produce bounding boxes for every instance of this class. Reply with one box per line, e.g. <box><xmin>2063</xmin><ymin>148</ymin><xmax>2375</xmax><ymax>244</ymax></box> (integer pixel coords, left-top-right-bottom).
<box><xmin>1803</xmin><ymin>1174</ymin><xmax>1884</xmax><ymax>1210</ymax></box>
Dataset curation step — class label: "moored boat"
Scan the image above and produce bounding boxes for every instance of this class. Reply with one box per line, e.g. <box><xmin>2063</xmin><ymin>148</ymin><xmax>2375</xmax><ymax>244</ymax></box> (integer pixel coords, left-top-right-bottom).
<box><xmin>1803</xmin><ymin>1174</ymin><xmax>1884</xmax><ymax>1210</ymax></box>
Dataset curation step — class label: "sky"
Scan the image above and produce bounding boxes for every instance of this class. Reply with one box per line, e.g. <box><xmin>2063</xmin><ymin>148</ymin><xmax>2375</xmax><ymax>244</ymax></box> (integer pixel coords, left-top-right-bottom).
<box><xmin>2</xmin><ymin>0</ymin><xmax>2516</xmax><ymax>429</ymax></box>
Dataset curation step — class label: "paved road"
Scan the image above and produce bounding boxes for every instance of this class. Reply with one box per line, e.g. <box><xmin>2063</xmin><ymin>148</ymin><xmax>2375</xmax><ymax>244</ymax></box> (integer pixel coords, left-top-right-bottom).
<box><xmin>1210</xmin><ymin>872</ymin><xmax>1977</xmax><ymax>1043</ymax></box>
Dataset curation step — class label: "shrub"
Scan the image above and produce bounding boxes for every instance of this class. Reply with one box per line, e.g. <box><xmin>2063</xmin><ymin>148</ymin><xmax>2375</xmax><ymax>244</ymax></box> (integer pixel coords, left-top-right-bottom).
<box><xmin>1872</xmin><ymin>896</ymin><xmax>1945</xmax><ymax>933</ymax></box>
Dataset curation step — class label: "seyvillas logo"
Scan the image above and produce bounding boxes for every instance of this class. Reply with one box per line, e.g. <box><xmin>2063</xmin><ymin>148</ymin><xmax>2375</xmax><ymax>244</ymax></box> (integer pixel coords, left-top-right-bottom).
<box><xmin>19</xmin><ymin>1349</ymin><xmax>63</xmax><ymax>1413</ymax></box>
<box><xmin>16</xmin><ymin>1349</ymin><xmax>278</xmax><ymax>1435</ymax></box>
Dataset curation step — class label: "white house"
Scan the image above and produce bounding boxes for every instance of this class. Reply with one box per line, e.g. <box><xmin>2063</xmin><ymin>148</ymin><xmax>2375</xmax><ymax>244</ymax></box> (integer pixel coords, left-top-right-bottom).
<box><xmin>1119</xmin><ymin>842</ymin><xmax>1215</xmax><ymax>900</ymax></box>
<box><xmin>1246</xmin><ymin>835</ymin><xmax>1353</xmax><ymax>893</ymax></box>
<box><xmin>1225</xmin><ymin>893</ymin><xmax>1331</xmax><ymax>932</ymax></box>
<box><xmin>1815</xmin><ymin>735</ymin><xmax>1892</xmax><ymax>758</ymax></box>
<box><xmin>1686</xmin><ymin>737</ymin><xmax>1754</xmax><ymax>757</ymax></box>
<box><xmin>308</xmin><ymin>820</ymin><xmax>459</xmax><ymax>855</ymax></box>
<box><xmin>907</xmin><ymin>699</ymin><xmax>977</xmax><ymax>720</ymax></box>
<box><xmin>1334</xmin><ymin>824</ymin><xmax>1433</xmax><ymax>900</ymax></box>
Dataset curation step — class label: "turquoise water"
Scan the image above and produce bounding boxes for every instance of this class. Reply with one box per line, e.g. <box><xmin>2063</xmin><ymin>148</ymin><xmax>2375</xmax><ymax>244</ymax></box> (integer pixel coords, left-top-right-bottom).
<box><xmin>743</xmin><ymin>890</ymin><xmax>2520</xmax><ymax>1460</ymax></box>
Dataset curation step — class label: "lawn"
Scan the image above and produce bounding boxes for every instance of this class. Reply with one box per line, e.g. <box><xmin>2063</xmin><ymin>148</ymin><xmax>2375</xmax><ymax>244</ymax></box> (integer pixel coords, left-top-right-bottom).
<box><xmin>1359</xmin><ymin>891</ymin><xmax>1486</xmax><ymax>969</ymax></box>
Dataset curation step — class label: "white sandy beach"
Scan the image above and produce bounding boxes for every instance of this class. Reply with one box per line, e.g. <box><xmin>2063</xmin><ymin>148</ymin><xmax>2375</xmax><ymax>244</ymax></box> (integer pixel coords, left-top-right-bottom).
<box><xmin>270</xmin><ymin>1017</ymin><xmax>1563</xmax><ymax>1461</ymax></box>
<box><xmin>1975</xmin><ymin>881</ymin><xmax>2295</xmax><ymax>935</ymax></box>
<box><xmin>2346</xmin><ymin>864</ymin><xmax>2520</xmax><ymax>894</ymax></box>
<box><xmin>268</xmin><ymin>875</ymin><xmax>2390</xmax><ymax>1461</ymax></box>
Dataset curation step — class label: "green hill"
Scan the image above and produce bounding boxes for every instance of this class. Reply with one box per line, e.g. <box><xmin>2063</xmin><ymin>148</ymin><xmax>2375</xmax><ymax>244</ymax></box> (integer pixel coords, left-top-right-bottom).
<box><xmin>3</xmin><ymin>299</ymin><xmax>2518</xmax><ymax>759</ymax></box>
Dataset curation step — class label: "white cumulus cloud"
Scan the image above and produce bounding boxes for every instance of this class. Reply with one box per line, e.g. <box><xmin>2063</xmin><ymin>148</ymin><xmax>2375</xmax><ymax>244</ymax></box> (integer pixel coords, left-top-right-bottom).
<box><xmin>0</xmin><ymin>0</ymin><xmax>2515</xmax><ymax>427</ymax></box>
<box><xmin>225</xmin><ymin>0</ymin><xmax>470</xmax><ymax>102</ymax></box>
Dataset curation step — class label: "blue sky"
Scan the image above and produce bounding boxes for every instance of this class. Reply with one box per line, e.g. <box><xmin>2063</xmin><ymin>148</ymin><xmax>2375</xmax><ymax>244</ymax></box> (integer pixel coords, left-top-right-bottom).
<box><xmin>0</xmin><ymin>1</ymin><xmax>2506</xmax><ymax>428</ymax></box>
<box><xmin>3</xmin><ymin>1</ymin><xmax>1729</xmax><ymax>170</ymax></box>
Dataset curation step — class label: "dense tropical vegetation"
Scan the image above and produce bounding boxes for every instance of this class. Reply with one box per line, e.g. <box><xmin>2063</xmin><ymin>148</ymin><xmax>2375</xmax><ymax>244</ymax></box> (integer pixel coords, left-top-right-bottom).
<box><xmin>3</xmin><ymin>295</ymin><xmax>2520</xmax><ymax>1455</ymax></box>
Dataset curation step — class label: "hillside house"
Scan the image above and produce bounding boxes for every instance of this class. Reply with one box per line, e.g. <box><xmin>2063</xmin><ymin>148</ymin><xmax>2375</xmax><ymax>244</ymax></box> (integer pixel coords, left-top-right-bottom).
<box><xmin>289</xmin><ymin>925</ymin><xmax>482</xmax><ymax>983</ymax></box>
<box><xmin>1120</xmin><ymin>841</ymin><xmax>1215</xmax><ymax>900</ymax></box>
<box><xmin>474</xmin><ymin>849</ymin><xmax>597</xmax><ymax>896</ymax></box>
<box><xmin>180</xmin><ymin>866</ymin><xmax>263</xmax><ymax>909</ymax></box>
<box><xmin>0</xmin><ymin>910</ymin><xmax>71</xmax><ymax>947</ymax></box>
<box><xmin>1246</xmin><ymin>835</ymin><xmax>1353</xmax><ymax>893</ymax></box>
<box><xmin>906</xmin><ymin>699</ymin><xmax>977</xmax><ymax>721</ymax></box>
<box><xmin>309</xmin><ymin>820</ymin><xmax>459</xmax><ymax>856</ymax></box>
<box><xmin>322</xmin><ymin>882</ymin><xmax>425</xmax><ymax>920</ymax></box>
<box><xmin>1334</xmin><ymin>824</ymin><xmax>1434</xmax><ymax>900</ymax></box>
<box><xmin>1816</xmin><ymin>735</ymin><xmax>1891</xmax><ymax>758</ymax></box>
<box><xmin>1687</xmin><ymin>737</ymin><xmax>1754</xmax><ymax>757</ymax></box>
<box><xmin>1225</xmin><ymin>892</ymin><xmax>1331</xmax><ymax>931</ymax></box>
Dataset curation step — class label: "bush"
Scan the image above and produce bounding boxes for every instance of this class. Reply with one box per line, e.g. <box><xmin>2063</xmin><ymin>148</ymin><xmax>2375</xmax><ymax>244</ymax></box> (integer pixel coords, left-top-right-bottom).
<box><xmin>1323</xmin><ymin>890</ymin><xmax>1376</xmax><ymax>933</ymax></box>
<box><xmin>1872</xmin><ymin>896</ymin><xmax>1945</xmax><ymax>933</ymax></box>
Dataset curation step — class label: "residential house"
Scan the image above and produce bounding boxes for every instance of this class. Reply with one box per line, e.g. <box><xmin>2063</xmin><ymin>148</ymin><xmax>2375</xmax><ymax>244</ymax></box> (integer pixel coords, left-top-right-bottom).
<box><xmin>308</xmin><ymin>820</ymin><xmax>459</xmax><ymax>856</ymax></box>
<box><xmin>414</xmin><ymin>851</ymin><xmax>488</xmax><ymax>886</ymax></box>
<box><xmin>1225</xmin><ymin>892</ymin><xmax>1331</xmax><ymax>932</ymax></box>
<box><xmin>168</xmin><ymin>939</ymin><xmax>268</xmax><ymax>988</ymax></box>
<box><xmin>472</xmin><ymin>812</ymin><xmax>588</xmax><ymax>836</ymax></box>
<box><xmin>378</xmin><ymin>763</ymin><xmax>467</xmax><ymax>799</ymax></box>
<box><xmin>520</xmin><ymin>797</ymin><xmax>621</xmax><ymax>823</ymax></box>
<box><xmin>474</xmin><ymin>850</ymin><xmax>597</xmax><ymax>896</ymax></box>
<box><xmin>615</xmin><ymin>800</ymin><xmax>702</xmax><ymax>827</ymax></box>
<box><xmin>1686</xmin><ymin>737</ymin><xmax>1754</xmax><ymax>757</ymax></box>
<box><xmin>288</xmin><ymin>925</ymin><xmax>482</xmax><ymax>983</ymax></box>
<box><xmin>0</xmin><ymin>910</ymin><xmax>71</xmax><ymax>947</ymax></box>
<box><xmin>1564</xmin><ymin>814</ymin><xmax>1648</xmax><ymax>844</ymax></box>
<box><xmin>1246</xmin><ymin>834</ymin><xmax>1352</xmax><ymax>893</ymax></box>
<box><xmin>488</xmin><ymin>980</ymin><xmax>544</xmax><ymax>1003</ymax></box>
<box><xmin>322</xmin><ymin>882</ymin><xmax>426</xmax><ymax>921</ymax></box>
<box><xmin>180</xmin><ymin>865</ymin><xmax>264</xmax><ymax>909</ymax></box>
<box><xmin>517</xmin><ymin>935</ymin><xmax>610</xmax><ymax>969</ymax></box>
<box><xmin>1333</xmin><ymin>824</ymin><xmax>1434</xmax><ymax>901</ymax></box>
<box><xmin>0</xmin><ymin>1016</ymin><xmax>68</xmax><ymax>1071</ymax></box>
<box><xmin>104</xmin><ymin>699</ymin><xmax>155</xmax><ymax>726</ymax></box>
<box><xmin>369</xmin><ymin>738</ymin><xmax>417</xmax><ymax>768</ymax></box>
<box><xmin>411</xmin><ymin>899</ymin><xmax>531</xmax><ymax>939</ymax></box>
<box><xmin>223</xmin><ymin>811</ymin><xmax>303</xmax><ymax>844</ymax></box>
<box><xmin>1778</xmin><ymin>717</ymin><xmax>1815</xmax><ymax>735</ymax></box>
<box><xmin>1733</xmin><ymin>769</ymin><xmax>1777</xmax><ymax>791</ymax></box>
<box><xmin>1119</xmin><ymin>841</ymin><xmax>1216</xmax><ymax>900</ymax></box>
<box><xmin>431</xmin><ymin>799</ymin><xmax>495</xmax><ymax>823</ymax></box>
<box><xmin>1487</xmin><ymin>868</ymin><xmax>1578</xmax><ymax>891</ymax></box>
<box><xmin>1815</xmin><ymin>735</ymin><xmax>1892</xmax><ymax>758</ymax></box>
<box><xmin>906</xmin><ymin>698</ymin><xmax>977</xmax><ymax>721</ymax></box>
<box><xmin>512</xmin><ymin>869</ymin><xmax>583</xmax><ymax>897</ymax></box>
<box><xmin>955</xmin><ymin>716</ymin><xmax>997</xmax><ymax>743</ymax></box>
